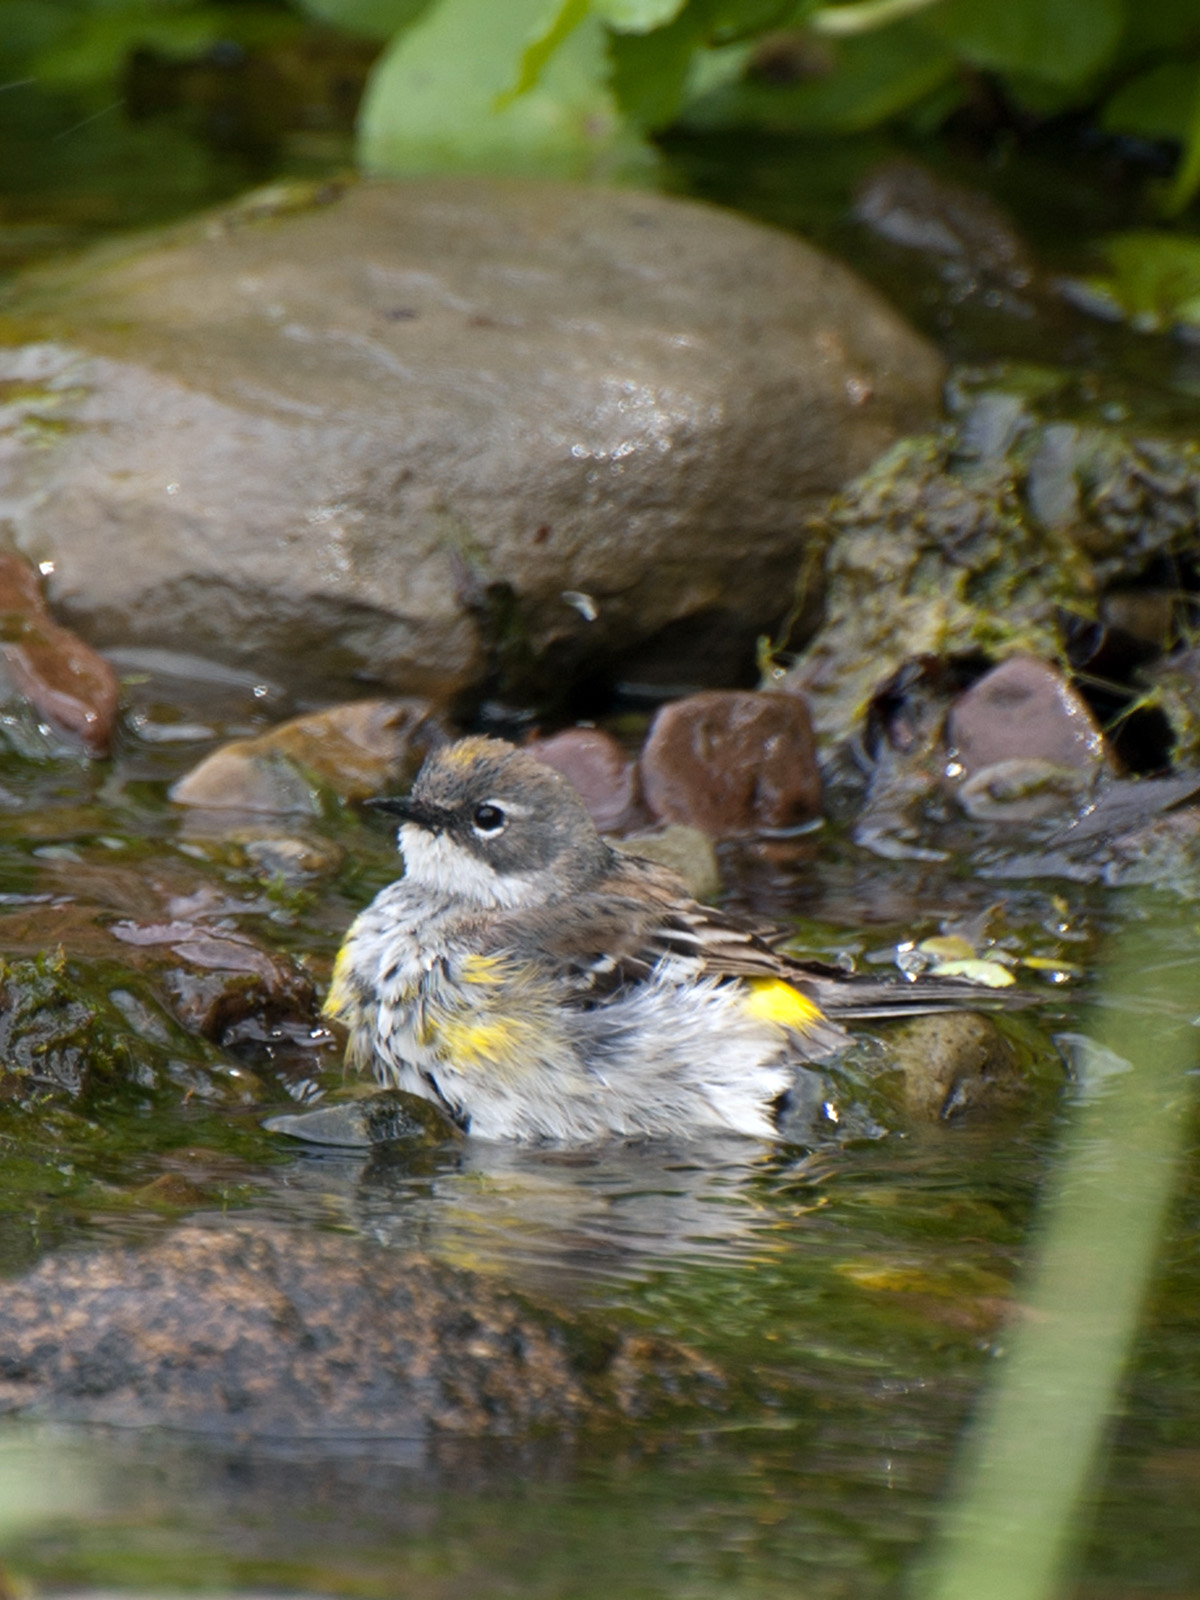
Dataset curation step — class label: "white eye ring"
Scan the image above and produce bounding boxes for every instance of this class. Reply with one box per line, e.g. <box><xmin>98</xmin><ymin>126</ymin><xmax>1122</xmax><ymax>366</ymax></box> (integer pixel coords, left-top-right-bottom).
<box><xmin>472</xmin><ymin>800</ymin><xmax>507</xmax><ymax>836</ymax></box>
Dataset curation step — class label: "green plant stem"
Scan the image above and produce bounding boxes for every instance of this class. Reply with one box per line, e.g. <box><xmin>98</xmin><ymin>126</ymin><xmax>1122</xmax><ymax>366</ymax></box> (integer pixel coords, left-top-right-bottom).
<box><xmin>914</xmin><ymin>908</ymin><xmax>1199</xmax><ymax>1600</ymax></box>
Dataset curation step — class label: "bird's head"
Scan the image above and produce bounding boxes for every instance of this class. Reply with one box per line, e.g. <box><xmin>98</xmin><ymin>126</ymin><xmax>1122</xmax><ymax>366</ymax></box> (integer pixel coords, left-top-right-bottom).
<box><xmin>371</xmin><ymin>736</ymin><xmax>612</xmax><ymax>907</ymax></box>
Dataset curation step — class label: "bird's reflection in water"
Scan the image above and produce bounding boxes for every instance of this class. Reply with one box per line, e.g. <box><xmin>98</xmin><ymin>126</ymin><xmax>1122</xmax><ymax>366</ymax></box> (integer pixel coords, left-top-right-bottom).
<box><xmin>271</xmin><ymin>1133</ymin><xmax>830</xmax><ymax>1302</ymax></box>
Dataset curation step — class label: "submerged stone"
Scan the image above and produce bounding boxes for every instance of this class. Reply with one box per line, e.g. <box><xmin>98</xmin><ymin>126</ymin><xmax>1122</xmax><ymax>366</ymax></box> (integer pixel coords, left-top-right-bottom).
<box><xmin>110</xmin><ymin>920</ymin><xmax>316</xmax><ymax>1041</ymax></box>
<box><xmin>882</xmin><ymin>1011</ymin><xmax>1057</xmax><ymax>1122</ymax></box>
<box><xmin>854</xmin><ymin>157</ymin><xmax>1036</xmax><ymax>292</ymax></box>
<box><xmin>0</xmin><ymin>1224</ymin><xmax>720</xmax><ymax>1435</ymax></box>
<box><xmin>265</xmin><ymin>1088</ymin><xmax>457</xmax><ymax>1148</ymax></box>
<box><xmin>614</xmin><ymin>823</ymin><xmax>722</xmax><ymax>902</ymax></box>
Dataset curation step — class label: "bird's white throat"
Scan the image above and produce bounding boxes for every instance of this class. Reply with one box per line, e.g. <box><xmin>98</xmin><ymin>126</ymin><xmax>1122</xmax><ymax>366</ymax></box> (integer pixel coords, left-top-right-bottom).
<box><xmin>398</xmin><ymin>823</ymin><xmax>537</xmax><ymax>908</ymax></box>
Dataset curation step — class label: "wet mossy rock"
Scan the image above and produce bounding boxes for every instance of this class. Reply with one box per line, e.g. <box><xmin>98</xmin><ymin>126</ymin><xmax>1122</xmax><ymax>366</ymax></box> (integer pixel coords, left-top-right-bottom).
<box><xmin>0</xmin><ymin>947</ymin><xmax>238</xmax><ymax>1112</ymax></box>
<box><xmin>0</xmin><ymin>178</ymin><xmax>942</xmax><ymax>701</ymax></box>
<box><xmin>780</xmin><ymin>388</ymin><xmax>1200</xmax><ymax>749</ymax></box>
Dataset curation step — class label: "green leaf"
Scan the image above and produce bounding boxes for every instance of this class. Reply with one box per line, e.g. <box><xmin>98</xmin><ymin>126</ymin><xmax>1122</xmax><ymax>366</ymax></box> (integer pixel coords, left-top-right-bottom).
<box><xmin>921</xmin><ymin>0</ymin><xmax>1124</xmax><ymax>87</ymax></box>
<box><xmin>499</xmin><ymin>0</ymin><xmax>590</xmax><ymax>106</ymax></box>
<box><xmin>702</xmin><ymin>0</ymin><xmax>815</xmax><ymax>34</ymax></box>
<box><xmin>1120</xmin><ymin>0</ymin><xmax>1200</xmax><ymax>58</ymax></box>
<box><xmin>30</xmin><ymin>3</ymin><xmax>298</xmax><ymax>93</ymax></box>
<box><xmin>291</xmin><ymin>0</ymin><xmax>433</xmax><ymax>43</ymax></box>
<box><xmin>1098</xmin><ymin>230</ymin><xmax>1200</xmax><ymax>328</ymax></box>
<box><xmin>682</xmin><ymin>19</ymin><xmax>955</xmax><ymax>132</ymax></box>
<box><xmin>0</xmin><ymin>0</ymin><xmax>75</xmax><ymax>71</ymax></box>
<box><xmin>1104</xmin><ymin>61</ymin><xmax>1199</xmax><ymax>144</ymax></box>
<box><xmin>359</xmin><ymin>0</ymin><xmax>656</xmax><ymax>178</ymax></box>
<box><xmin>609</xmin><ymin>3</ymin><xmax>705</xmax><ymax>127</ymax></box>
<box><xmin>595</xmin><ymin>0</ymin><xmax>688</xmax><ymax>29</ymax></box>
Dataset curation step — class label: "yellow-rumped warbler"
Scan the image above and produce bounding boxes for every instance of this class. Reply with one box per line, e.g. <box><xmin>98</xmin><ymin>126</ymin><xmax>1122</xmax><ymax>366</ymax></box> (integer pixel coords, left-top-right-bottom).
<box><xmin>324</xmin><ymin>736</ymin><xmax>973</xmax><ymax>1142</ymax></box>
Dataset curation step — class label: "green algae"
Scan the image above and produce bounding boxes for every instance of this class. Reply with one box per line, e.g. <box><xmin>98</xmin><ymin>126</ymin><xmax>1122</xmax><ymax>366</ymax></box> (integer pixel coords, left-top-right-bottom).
<box><xmin>778</xmin><ymin>387</ymin><xmax>1200</xmax><ymax>748</ymax></box>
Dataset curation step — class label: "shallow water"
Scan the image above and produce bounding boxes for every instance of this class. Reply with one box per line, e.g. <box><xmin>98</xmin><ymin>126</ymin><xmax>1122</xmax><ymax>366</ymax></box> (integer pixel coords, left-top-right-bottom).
<box><xmin>0</xmin><ymin>75</ymin><xmax>1199</xmax><ymax>1600</ymax></box>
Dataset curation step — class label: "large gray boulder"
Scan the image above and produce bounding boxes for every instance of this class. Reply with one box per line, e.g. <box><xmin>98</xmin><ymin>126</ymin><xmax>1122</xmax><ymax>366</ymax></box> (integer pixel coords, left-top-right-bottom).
<box><xmin>0</xmin><ymin>178</ymin><xmax>943</xmax><ymax>699</ymax></box>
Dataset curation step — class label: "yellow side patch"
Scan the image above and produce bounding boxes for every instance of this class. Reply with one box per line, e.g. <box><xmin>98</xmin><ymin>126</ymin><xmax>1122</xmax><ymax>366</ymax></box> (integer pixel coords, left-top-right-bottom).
<box><xmin>434</xmin><ymin>1013</ymin><xmax>526</xmax><ymax>1068</ymax></box>
<box><xmin>460</xmin><ymin>953</ymin><xmax>507</xmax><ymax>986</ymax></box>
<box><xmin>742</xmin><ymin>977</ymin><xmax>825</xmax><ymax>1033</ymax></box>
<box><xmin>322</xmin><ymin>944</ymin><xmax>356</xmax><ymax>1023</ymax></box>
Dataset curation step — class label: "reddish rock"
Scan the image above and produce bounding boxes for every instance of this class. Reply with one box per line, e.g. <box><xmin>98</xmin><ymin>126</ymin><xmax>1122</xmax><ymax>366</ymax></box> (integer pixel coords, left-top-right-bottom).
<box><xmin>947</xmin><ymin>657</ymin><xmax>1107</xmax><ymax>781</ymax></box>
<box><xmin>640</xmin><ymin>691</ymin><xmax>821</xmax><ymax>836</ymax></box>
<box><xmin>0</xmin><ymin>552</ymin><xmax>119</xmax><ymax>755</ymax></box>
<box><xmin>525</xmin><ymin>728</ymin><xmax>646</xmax><ymax>833</ymax></box>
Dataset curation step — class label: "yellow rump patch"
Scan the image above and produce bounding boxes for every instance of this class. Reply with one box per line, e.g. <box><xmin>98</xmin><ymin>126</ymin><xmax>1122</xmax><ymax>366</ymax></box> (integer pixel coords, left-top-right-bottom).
<box><xmin>742</xmin><ymin>977</ymin><xmax>826</xmax><ymax>1033</ymax></box>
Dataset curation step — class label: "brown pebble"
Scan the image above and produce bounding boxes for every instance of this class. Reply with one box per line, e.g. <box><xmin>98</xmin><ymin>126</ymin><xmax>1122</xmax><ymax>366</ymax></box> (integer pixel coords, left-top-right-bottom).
<box><xmin>640</xmin><ymin>690</ymin><xmax>821</xmax><ymax>836</ymax></box>
<box><xmin>110</xmin><ymin>919</ymin><xmax>315</xmax><ymax>1039</ymax></box>
<box><xmin>887</xmin><ymin>1011</ymin><xmax>1035</xmax><ymax>1122</ymax></box>
<box><xmin>947</xmin><ymin>656</ymin><xmax>1107</xmax><ymax>781</ymax></box>
<box><xmin>0</xmin><ymin>553</ymin><xmax>120</xmax><ymax>755</ymax></box>
<box><xmin>526</xmin><ymin>728</ymin><xmax>647</xmax><ymax>833</ymax></box>
<box><xmin>171</xmin><ymin>697</ymin><xmax>445</xmax><ymax>813</ymax></box>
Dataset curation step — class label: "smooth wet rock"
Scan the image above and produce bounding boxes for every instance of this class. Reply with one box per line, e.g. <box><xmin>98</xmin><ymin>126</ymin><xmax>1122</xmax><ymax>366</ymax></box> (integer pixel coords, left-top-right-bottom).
<box><xmin>885</xmin><ymin>1011</ymin><xmax>1041</xmax><ymax>1121</ymax></box>
<box><xmin>615</xmin><ymin>824</ymin><xmax>721</xmax><ymax>901</ymax></box>
<box><xmin>0</xmin><ymin>1224</ymin><xmax>719</xmax><ymax>1435</ymax></box>
<box><xmin>171</xmin><ymin>698</ymin><xmax>445</xmax><ymax>814</ymax></box>
<box><xmin>266</xmin><ymin>1089</ymin><xmax>456</xmax><ymax>1148</ymax></box>
<box><xmin>949</xmin><ymin>657</ymin><xmax>1106</xmax><ymax>775</ymax></box>
<box><xmin>0</xmin><ymin>552</ymin><xmax>119</xmax><ymax>755</ymax></box>
<box><xmin>640</xmin><ymin>690</ymin><xmax>821</xmax><ymax>836</ymax></box>
<box><xmin>0</xmin><ymin>178</ymin><xmax>943</xmax><ymax>700</ymax></box>
<box><xmin>854</xmin><ymin>159</ymin><xmax>1036</xmax><ymax>292</ymax></box>
<box><xmin>525</xmin><ymin>728</ymin><xmax>646</xmax><ymax>834</ymax></box>
<box><xmin>946</xmin><ymin>657</ymin><xmax>1107</xmax><ymax>819</ymax></box>
<box><xmin>110</xmin><ymin>920</ymin><xmax>316</xmax><ymax>1040</ymax></box>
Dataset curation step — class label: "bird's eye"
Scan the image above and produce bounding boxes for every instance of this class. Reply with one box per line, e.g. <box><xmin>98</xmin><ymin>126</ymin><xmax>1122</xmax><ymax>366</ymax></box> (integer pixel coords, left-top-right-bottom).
<box><xmin>472</xmin><ymin>802</ymin><xmax>507</xmax><ymax>835</ymax></box>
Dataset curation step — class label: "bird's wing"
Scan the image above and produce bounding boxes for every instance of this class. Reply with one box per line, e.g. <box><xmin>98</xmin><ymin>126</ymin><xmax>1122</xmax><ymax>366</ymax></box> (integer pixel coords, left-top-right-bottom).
<box><xmin>483</xmin><ymin>852</ymin><xmax>1021</xmax><ymax>1021</ymax></box>
<box><xmin>481</xmin><ymin>855</ymin><xmax>789</xmax><ymax>997</ymax></box>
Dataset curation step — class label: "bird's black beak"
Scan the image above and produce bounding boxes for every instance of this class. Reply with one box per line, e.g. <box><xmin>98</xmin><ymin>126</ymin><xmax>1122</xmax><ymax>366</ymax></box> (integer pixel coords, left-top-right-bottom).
<box><xmin>365</xmin><ymin>795</ymin><xmax>443</xmax><ymax>830</ymax></box>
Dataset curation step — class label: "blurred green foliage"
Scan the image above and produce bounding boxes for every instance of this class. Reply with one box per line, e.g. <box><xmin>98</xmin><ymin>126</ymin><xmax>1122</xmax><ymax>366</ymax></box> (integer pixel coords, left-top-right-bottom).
<box><xmin>5</xmin><ymin>0</ymin><xmax>1200</xmax><ymax>200</ymax></box>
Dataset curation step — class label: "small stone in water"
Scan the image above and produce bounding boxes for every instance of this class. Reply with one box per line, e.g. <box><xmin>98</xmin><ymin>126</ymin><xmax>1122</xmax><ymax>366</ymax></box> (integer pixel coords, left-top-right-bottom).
<box><xmin>171</xmin><ymin>698</ymin><xmax>446</xmax><ymax>814</ymax></box>
<box><xmin>615</xmin><ymin>824</ymin><xmax>721</xmax><ymax>902</ymax></box>
<box><xmin>525</xmin><ymin>727</ymin><xmax>647</xmax><ymax>834</ymax></box>
<box><xmin>948</xmin><ymin>657</ymin><xmax>1107</xmax><ymax>777</ymax></box>
<box><xmin>0</xmin><ymin>552</ymin><xmax>120</xmax><ymax>756</ymax></box>
<box><xmin>640</xmin><ymin>690</ymin><xmax>821</xmax><ymax>837</ymax></box>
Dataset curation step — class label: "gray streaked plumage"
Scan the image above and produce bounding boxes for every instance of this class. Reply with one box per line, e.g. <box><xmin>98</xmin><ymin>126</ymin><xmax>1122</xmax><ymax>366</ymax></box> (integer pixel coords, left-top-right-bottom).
<box><xmin>325</xmin><ymin>736</ymin><xmax>991</xmax><ymax>1142</ymax></box>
